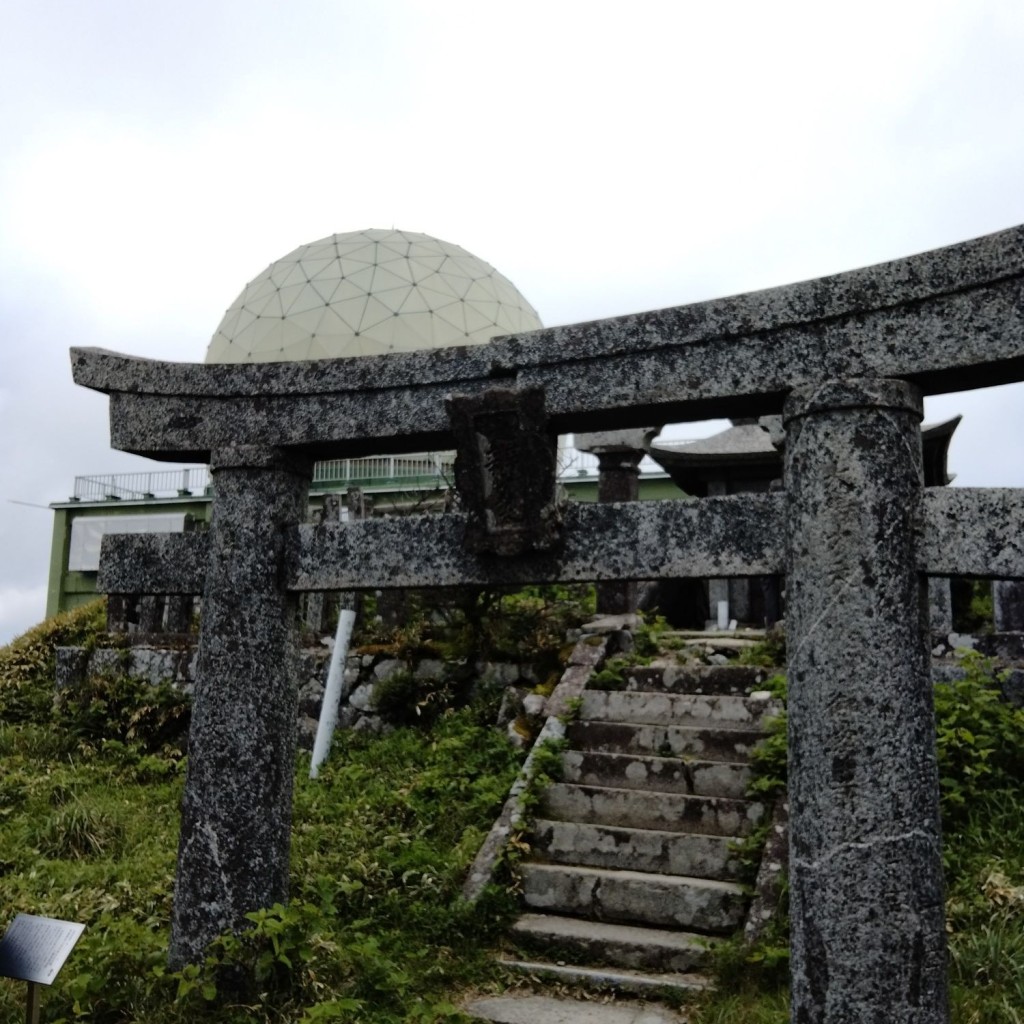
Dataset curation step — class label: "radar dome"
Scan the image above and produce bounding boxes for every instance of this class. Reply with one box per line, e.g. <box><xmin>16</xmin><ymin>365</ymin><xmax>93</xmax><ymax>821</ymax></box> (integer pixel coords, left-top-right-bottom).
<box><xmin>205</xmin><ymin>229</ymin><xmax>542</xmax><ymax>363</ymax></box>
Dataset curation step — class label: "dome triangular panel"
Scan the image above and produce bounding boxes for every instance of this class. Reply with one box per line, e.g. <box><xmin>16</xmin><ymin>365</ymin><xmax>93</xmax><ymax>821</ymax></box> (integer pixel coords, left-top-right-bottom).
<box><xmin>204</xmin><ymin>229</ymin><xmax>542</xmax><ymax>364</ymax></box>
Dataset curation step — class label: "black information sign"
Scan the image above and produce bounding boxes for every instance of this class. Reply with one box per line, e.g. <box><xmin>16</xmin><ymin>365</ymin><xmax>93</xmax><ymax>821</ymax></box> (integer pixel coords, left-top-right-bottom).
<box><xmin>0</xmin><ymin>914</ymin><xmax>85</xmax><ymax>986</ymax></box>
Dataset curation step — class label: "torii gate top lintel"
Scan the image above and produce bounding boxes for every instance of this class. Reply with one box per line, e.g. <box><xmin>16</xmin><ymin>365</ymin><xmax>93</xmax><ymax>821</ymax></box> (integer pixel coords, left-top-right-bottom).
<box><xmin>72</xmin><ymin>222</ymin><xmax>1024</xmax><ymax>462</ymax></box>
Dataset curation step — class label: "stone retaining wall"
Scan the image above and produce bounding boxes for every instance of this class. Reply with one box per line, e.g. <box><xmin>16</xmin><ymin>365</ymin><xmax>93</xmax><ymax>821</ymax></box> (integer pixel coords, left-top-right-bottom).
<box><xmin>54</xmin><ymin>642</ymin><xmax>543</xmax><ymax>746</ymax></box>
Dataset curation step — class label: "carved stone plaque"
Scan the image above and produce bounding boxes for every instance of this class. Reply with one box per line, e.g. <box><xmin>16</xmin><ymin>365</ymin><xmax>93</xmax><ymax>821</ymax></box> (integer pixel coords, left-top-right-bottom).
<box><xmin>446</xmin><ymin>387</ymin><xmax>562</xmax><ymax>557</ymax></box>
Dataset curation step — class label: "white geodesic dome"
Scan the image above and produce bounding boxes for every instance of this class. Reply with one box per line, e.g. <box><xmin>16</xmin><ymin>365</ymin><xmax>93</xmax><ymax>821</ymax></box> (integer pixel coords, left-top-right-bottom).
<box><xmin>205</xmin><ymin>229</ymin><xmax>542</xmax><ymax>363</ymax></box>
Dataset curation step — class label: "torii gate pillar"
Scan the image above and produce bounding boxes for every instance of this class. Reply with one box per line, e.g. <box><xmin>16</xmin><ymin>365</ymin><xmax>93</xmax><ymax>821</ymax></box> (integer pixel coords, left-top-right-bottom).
<box><xmin>784</xmin><ymin>380</ymin><xmax>947</xmax><ymax>1023</ymax></box>
<box><xmin>169</xmin><ymin>446</ymin><xmax>312</xmax><ymax>968</ymax></box>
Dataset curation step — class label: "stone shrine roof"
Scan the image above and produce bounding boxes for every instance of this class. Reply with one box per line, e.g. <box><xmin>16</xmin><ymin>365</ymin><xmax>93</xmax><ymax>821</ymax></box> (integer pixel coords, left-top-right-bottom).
<box><xmin>648</xmin><ymin>416</ymin><xmax>961</xmax><ymax>496</ymax></box>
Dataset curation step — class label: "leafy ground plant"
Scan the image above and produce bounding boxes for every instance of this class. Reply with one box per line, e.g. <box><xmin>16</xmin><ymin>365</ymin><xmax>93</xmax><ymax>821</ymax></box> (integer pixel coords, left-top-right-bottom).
<box><xmin>0</xmin><ymin>616</ymin><xmax>524</xmax><ymax>1024</ymax></box>
<box><xmin>4</xmin><ymin>609</ymin><xmax>1024</xmax><ymax>1023</ymax></box>
<box><xmin>697</xmin><ymin>653</ymin><xmax>1024</xmax><ymax>1024</ymax></box>
<box><xmin>933</xmin><ymin>651</ymin><xmax>1024</xmax><ymax>824</ymax></box>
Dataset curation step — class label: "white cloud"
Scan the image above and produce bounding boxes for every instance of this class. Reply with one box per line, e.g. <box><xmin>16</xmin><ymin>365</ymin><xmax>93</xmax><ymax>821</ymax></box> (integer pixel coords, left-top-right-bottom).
<box><xmin>2</xmin><ymin>0</ymin><xmax>1024</xmax><ymax>642</ymax></box>
<box><xmin>0</xmin><ymin>584</ymin><xmax>48</xmax><ymax>648</ymax></box>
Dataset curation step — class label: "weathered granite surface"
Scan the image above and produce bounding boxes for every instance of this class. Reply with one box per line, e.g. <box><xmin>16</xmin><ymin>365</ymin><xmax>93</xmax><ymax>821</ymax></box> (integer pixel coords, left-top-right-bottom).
<box><xmin>596</xmin><ymin>452</ymin><xmax>643</xmax><ymax>614</ymax></box>
<box><xmin>98</xmin><ymin>532</ymin><xmax>207</xmax><ymax>595</ymax></box>
<box><xmin>784</xmin><ymin>380</ymin><xmax>947</xmax><ymax>1023</ymax></box>
<box><xmin>575</xmin><ymin>428</ymin><xmax>657</xmax><ymax>453</ymax></box>
<box><xmin>290</xmin><ymin>496</ymin><xmax>785</xmax><ymax>590</ymax></box>
<box><xmin>446</xmin><ymin>387</ymin><xmax>562</xmax><ymax>556</ymax></box>
<box><xmin>97</xmin><ymin>486</ymin><xmax>1024</xmax><ymax>599</ymax></box>
<box><xmin>72</xmin><ymin>224</ymin><xmax>1024</xmax><ymax>460</ymax></box>
<box><xmin>993</xmin><ymin>581</ymin><xmax>1024</xmax><ymax>631</ymax></box>
<box><xmin>920</xmin><ymin>488</ymin><xmax>1024</xmax><ymax>577</ymax></box>
<box><xmin>168</xmin><ymin>446</ymin><xmax>312</xmax><ymax>968</ymax></box>
<box><xmin>96</xmin><ymin>496</ymin><xmax>786</xmax><ymax>595</ymax></box>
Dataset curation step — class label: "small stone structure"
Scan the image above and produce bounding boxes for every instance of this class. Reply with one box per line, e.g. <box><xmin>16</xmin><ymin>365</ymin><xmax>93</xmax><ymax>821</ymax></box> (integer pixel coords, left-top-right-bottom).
<box><xmin>646</xmin><ymin>414</ymin><xmax>962</xmax><ymax>629</ymax></box>
<box><xmin>72</xmin><ymin>224</ymin><xmax>1024</xmax><ymax>1023</ymax></box>
<box><xmin>576</xmin><ymin>429</ymin><xmax>653</xmax><ymax>615</ymax></box>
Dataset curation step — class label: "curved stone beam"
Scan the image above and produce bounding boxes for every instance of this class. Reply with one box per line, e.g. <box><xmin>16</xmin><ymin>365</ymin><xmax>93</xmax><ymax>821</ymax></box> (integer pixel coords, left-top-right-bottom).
<box><xmin>73</xmin><ymin>224</ymin><xmax>1024</xmax><ymax>460</ymax></box>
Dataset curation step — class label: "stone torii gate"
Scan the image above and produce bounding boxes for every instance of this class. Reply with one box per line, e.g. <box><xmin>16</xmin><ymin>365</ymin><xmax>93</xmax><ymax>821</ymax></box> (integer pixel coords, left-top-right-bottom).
<box><xmin>74</xmin><ymin>225</ymin><xmax>1024</xmax><ymax>1024</ymax></box>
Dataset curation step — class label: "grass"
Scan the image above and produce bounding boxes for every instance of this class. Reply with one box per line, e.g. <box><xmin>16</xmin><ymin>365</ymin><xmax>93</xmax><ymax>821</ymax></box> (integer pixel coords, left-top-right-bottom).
<box><xmin>692</xmin><ymin>788</ymin><xmax>1024</xmax><ymax>1024</ymax></box>
<box><xmin>2</xmin><ymin>606</ymin><xmax>1023</xmax><ymax>1022</ymax></box>
<box><xmin>0</xmin><ymin>711</ymin><xmax>525</xmax><ymax>1023</ymax></box>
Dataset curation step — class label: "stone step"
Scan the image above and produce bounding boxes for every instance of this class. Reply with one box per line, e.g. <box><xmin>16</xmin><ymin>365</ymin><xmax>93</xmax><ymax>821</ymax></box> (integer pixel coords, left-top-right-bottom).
<box><xmin>566</xmin><ymin>720</ymin><xmax>765</xmax><ymax>762</ymax></box>
<box><xmin>603</xmin><ymin>663</ymin><xmax>774</xmax><ymax>696</ymax></box>
<box><xmin>510</xmin><ymin>913</ymin><xmax>711</xmax><ymax>973</ymax></box>
<box><xmin>580</xmin><ymin>690</ymin><xmax>780</xmax><ymax>729</ymax></box>
<box><xmin>530</xmin><ymin>819</ymin><xmax>742</xmax><ymax>880</ymax></box>
<box><xmin>665</xmin><ymin>629</ymin><xmax>768</xmax><ymax>642</ymax></box>
<box><xmin>542</xmin><ymin>783</ymin><xmax>763</xmax><ymax>837</ymax></box>
<box><xmin>465</xmin><ymin>993</ymin><xmax>691</xmax><ymax>1024</ymax></box>
<box><xmin>562</xmin><ymin>750</ymin><xmax>751</xmax><ymax>799</ymax></box>
<box><xmin>497</xmin><ymin>958</ymin><xmax>711</xmax><ymax>996</ymax></box>
<box><xmin>521</xmin><ymin>863</ymin><xmax>748</xmax><ymax>933</ymax></box>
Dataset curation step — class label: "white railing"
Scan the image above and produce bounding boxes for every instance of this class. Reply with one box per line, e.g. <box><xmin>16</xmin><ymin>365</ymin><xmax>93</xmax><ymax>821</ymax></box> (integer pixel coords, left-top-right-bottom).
<box><xmin>313</xmin><ymin>453</ymin><xmax>456</xmax><ymax>485</ymax></box>
<box><xmin>558</xmin><ymin>449</ymin><xmax>671</xmax><ymax>478</ymax></box>
<box><xmin>70</xmin><ymin>445</ymin><xmax>674</xmax><ymax>502</ymax></box>
<box><xmin>72</xmin><ymin>454</ymin><xmax>457</xmax><ymax>502</ymax></box>
<box><xmin>72</xmin><ymin>467</ymin><xmax>212</xmax><ymax>502</ymax></box>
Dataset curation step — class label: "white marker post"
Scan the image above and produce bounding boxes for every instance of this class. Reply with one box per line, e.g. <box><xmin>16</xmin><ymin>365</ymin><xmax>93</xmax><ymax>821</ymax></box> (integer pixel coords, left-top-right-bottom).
<box><xmin>717</xmin><ymin>600</ymin><xmax>729</xmax><ymax>630</ymax></box>
<box><xmin>310</xmin><ymin>607</ymin><xmax>357</xmax><ymax>779</ymax></box>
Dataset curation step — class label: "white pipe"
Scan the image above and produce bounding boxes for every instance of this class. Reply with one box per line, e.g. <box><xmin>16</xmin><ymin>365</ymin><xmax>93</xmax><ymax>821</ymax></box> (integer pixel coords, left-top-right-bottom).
<box><xmin>717</xmin><ymin>600</ymin><xmax>729</xmax><ymax>630</ymax></box>
<box><xmin>309</xmin><ymin>608</ymin><xmax>357</xmax><ymax>779</ymax></box>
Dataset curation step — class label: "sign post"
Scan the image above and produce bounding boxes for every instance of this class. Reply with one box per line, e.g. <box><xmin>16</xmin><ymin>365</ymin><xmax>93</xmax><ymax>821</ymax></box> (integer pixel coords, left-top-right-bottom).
<box><xmin>0</xmin><ymin>914</ymin><xmax>85</xmax><ymax>1024</ymax></box>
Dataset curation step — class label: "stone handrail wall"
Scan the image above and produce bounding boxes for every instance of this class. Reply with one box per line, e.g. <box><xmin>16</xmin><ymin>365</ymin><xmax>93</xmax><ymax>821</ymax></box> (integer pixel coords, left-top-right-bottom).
<box><xmin>461</xmin><ymin>633</ymin><xmax>611</xmax><ymax>903</ymax></box>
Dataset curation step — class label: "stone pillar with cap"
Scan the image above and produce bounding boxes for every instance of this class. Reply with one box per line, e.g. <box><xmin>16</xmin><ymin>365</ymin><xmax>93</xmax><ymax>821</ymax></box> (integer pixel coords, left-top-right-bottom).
<box><xmin>993</xmin><ymin>580</ymin><xmax>1024</xmax><ymax>631</ymax></box>
<box><xmin>576</xmin><ymin>430</ymin><xmax>650</xmax><ymax>615</ymax></box>
<box><xmin>784</xmin><ymin>380</ymin><xmax>947</xmax><ymax>1023</ymax></box>
<box><xmin>928</xmin><ymin>577</ymin><xmax>954</xmax><ymax>635</ymax></box>
<box><xmin>169</xmin><ymin>445</ymin><xmax>312</xmax><ymax>968</ymax></box>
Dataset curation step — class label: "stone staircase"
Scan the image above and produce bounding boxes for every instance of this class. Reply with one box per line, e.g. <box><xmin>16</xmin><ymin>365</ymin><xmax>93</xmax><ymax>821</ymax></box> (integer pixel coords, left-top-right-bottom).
<box><xmin>501</xmin><ymin>661</ymin><xmax>780</xmax><ymax>993</ymax></box>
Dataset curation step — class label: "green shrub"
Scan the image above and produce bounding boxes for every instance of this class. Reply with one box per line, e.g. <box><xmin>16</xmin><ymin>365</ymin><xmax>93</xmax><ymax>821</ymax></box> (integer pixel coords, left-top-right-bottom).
<box><xmin>56</xmin><ymin>670</ymin><xmax>191</xmax><ymax>755</ymax></box>
<box><xmin>372</xmin><ymin>669</ymin><xmax>457</xmax><ymax>727</ymax></box>
<box><xmin>355</xmin><ymin>584</ymin><xmax>595</xmax><ymax>678</ymax></box>
<box><xmin>951</xmin><ymin>578</ymin><xmax>995</xmax><ymax>634</ymax></box>
<box><xmin>0</xmin><ymin>600</ymin><xmax>106</xmax><ymax>722</ymax></box>
<box><xmin>738</xmin><ymin>625</ymin><xmax>786</xmax><ymax>668</ymax></box>
<box><xmin>631</xmin><ymin>614</ymin><xmax>670</xmax><ymax>658</ymax></box>
<box><xmin>949</xmin><ymin>912</ymin><xmax>1024</xmax><ymax>1002</ymax></box>
<box><xmin>746</xmin><ymin>674</ymin><xmax>787</xmax><ymax>800</ymax></box>
<box><xmin>0</xmin><ymin>707</ymin><xmax>522</xmax><ymax>1023</ymax></box>
<box><xmin>34</xmin><ymin>799</ymin><xmax>126</xmax><ymax>859</ymax></box>
<box><xmin>933</xmin><ymin>652</ymin><xmax>1024</xmax><ymax>824</ymax></box>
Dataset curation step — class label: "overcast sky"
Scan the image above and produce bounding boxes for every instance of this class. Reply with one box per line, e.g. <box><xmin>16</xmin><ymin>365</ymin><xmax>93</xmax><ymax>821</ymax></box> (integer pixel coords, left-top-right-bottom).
<box><xmin>2</xmin><ymin>0</ymin><xmax>1024</xmax><ymax>645</ymax></box>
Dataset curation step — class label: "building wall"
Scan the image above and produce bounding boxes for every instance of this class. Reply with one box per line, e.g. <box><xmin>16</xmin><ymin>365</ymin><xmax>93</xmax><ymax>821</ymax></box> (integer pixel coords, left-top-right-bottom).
<box><xmin>46</xmin><ymin>498</ymin><xmax>212</xmax><ymax>618</ymax></box>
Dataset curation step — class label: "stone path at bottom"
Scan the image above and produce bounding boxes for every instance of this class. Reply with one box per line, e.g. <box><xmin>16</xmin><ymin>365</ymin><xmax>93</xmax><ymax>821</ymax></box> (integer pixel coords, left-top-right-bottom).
<box><xmin>464</xmin><ymin>994</ymin><xmax>687</xmax><ymax>1024</ymax></box>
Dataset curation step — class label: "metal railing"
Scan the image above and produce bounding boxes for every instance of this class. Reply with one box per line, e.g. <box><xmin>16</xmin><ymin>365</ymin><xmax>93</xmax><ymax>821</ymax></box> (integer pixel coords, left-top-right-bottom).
<box><xmin>72</xmin><ymin>467</ymin><xmax>212</xmax><ymax>502</ymax></box>
<box><xmin>72</xmin><ymin>455</ymin><xmax>457</xmax><ymax>502</ymax></box>
<box><xmin>70</xmin><ymin>445</ymin><xmax>677</xmax><ymax>502</ymax></box>
<box><xmin>313</xmin><ymin>453</ymin><xmax>456</xmax><ymax>488</ymax></box>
